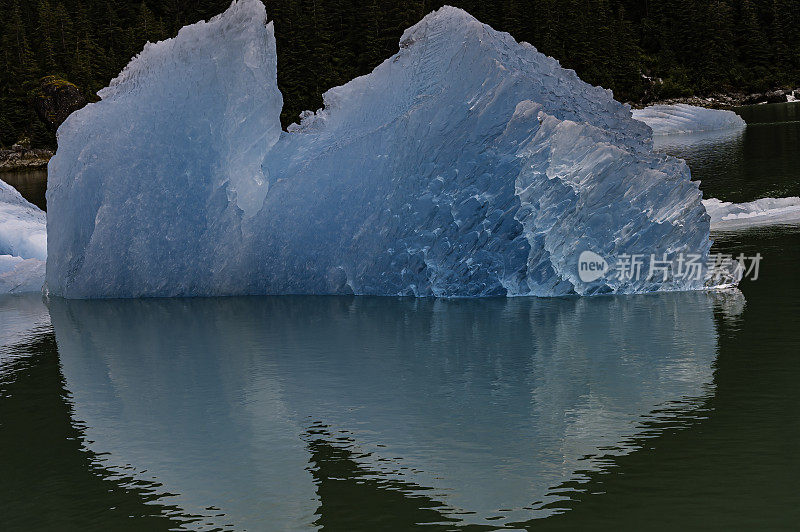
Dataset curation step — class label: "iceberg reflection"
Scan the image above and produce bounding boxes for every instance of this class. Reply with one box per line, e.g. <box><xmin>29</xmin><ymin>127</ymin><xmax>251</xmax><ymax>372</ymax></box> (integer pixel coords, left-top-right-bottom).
<box><xmin>651</xmin><ymin>123</ymin><xmax>746</xmax><ymax>154</ymax></box>
<box><xmin>0</xmin><ymin>293</ymin><xmax>50</xmax><ymax>370</ymax></box>
<box><xmin>49</xmin><ymin>292</ymin><xmax>736</xmax><ymax>528</ymax></box>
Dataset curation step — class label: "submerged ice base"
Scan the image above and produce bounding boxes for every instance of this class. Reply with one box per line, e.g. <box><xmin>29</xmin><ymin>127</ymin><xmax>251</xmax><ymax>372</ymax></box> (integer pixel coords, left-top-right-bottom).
<box><xmin>47</xmin><ymin>0</ymin><xmax>716</xmax><ymax>299</ymax></box>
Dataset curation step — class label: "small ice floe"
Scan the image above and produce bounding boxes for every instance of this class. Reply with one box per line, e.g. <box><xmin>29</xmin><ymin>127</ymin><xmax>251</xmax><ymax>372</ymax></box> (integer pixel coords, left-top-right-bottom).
<box><xmin>633</xmin><ymin>104</ymin><xmax>746</xmax><ymax>136</ymax></box>
<box><xmin>704</xmin><ymin>196</ymin><xmax>800</xmax><ymax>230</ymax></box>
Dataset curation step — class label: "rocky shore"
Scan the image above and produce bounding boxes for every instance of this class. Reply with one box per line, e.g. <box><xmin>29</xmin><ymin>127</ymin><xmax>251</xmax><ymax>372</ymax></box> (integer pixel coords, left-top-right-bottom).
<box><xmin>632</xmin><ymin>88</ymin><xmax>800</xmax><ymax>110</ymax></box>
<box><xmin>0</xmin><ymin>146</ymin><xmax>53</xmax><ymax>172</ymax></box>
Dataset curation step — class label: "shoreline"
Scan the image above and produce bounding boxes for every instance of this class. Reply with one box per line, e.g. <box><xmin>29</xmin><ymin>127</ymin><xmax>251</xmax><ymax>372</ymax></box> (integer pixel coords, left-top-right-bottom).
<box><xmin>629</xmin><ymin>88</ymin><xmax>799</xmax><ymax>110</ymax></box>
<box><xmin>0</xmin><ymin>148</ymin><xmax>53</xmax><ymax>173</ymax></box>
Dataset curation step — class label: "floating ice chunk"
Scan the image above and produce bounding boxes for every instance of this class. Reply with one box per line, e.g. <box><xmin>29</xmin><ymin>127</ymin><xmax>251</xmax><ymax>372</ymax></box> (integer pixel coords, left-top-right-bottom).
<box><xmin>1</xmin><ymin>179</ymin><xmax>47</xmax><ymax>261</ymax></box>
<box><xmin>704</xmin><ymin>196</ymin><xmax>800</xmax><ymax>230</ymax></box>
<box><xmin>46</xmin><ymin>0</ymin><xmax>715</xmax><ymax>299</ymax></box>
<box><xmin>633</xmin><ymin>104</ymin><xmax>746</xmax><ymax>135</ymax></box>
<box><xmin>0</xmin><ymin>178</ymin><xmax>46</xmax><ymax>294</ymax></box>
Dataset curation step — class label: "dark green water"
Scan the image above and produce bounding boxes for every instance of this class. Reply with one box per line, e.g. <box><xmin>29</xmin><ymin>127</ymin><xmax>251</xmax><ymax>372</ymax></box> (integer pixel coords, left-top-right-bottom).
<box><xmin>1</xmin><ymin>103</ymin><xmax>799</xmax><ymax>530</ymax></box>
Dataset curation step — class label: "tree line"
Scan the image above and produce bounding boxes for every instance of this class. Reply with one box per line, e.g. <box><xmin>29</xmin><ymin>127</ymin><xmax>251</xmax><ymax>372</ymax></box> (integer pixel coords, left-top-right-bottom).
<box><xmin>1</xmin><ymin>0</ymin><xmax>797</xmax><ymax>148</ymax></box>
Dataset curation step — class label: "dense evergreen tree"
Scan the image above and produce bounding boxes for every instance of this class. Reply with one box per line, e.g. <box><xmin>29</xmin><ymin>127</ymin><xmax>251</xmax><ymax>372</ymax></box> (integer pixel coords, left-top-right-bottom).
<box><xmin>0</xmin><ymin>0</ymin><xmax>797</xmax><ymax>148</ymax></box>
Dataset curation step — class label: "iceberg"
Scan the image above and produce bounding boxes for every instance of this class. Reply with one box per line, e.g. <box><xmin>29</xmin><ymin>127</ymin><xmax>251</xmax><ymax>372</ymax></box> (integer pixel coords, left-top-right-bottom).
<box><xmin>1</xmin><ymin>178</ymin><xmax>46</xmax><ymax>293</ymax></box>
<box><xmin>704</xmin><ymin>196</ymin><xmax>800</xmax><ymax>230</ymax></box>
<box><xmin>1</xmin><ymin>179</ymin><xmax>47</xmax><ymax>261</ymax></box>
<box><xmin>47</xmin><ymin>0</ymin><xmax>715</xmax><ymax>299</ymax></box>
<box><xmin>633</xmin><ymin>103</ymin><xmax>747</xmax><ymax>135</ymax></box>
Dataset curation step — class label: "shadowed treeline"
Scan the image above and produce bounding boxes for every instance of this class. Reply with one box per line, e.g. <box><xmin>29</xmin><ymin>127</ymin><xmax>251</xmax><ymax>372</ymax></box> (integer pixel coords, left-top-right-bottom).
<box><xmin>2</xmin><ymin>0</ymin><xmax>797</xmax><ymax>148</ymax></box>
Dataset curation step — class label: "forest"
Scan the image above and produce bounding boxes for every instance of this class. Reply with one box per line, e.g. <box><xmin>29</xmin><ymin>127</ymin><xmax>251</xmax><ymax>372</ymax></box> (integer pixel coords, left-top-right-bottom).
<box><xmin>0</xmin><ymin>0</ymin><xmax>798</xmax><ymax>149</ymax></box>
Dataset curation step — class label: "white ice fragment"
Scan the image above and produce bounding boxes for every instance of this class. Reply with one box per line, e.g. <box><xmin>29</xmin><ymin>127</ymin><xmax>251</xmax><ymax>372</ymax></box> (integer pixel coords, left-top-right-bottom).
<box><xmin>0</xmin><ymin>179</ymin><xmax>47</xmax><ymax>261</ymax></box>
<box><xmin>0</xmin><ymin>179</ymin><xmax>46</xmax><ymax>294</ymax></box>
<box><xmin>704</xmin><ymin>196</ymin><xmax>800</xmax><ymax>230</ymax></box>
<box><xmin>633</xmin><ymin>103</ymin><xmax>746</xmax><ymax>136</ymax></box>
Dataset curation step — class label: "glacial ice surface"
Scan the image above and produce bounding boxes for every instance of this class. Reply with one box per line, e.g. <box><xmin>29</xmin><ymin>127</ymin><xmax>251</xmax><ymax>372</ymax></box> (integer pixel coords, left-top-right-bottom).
<box><xmin>47</xmin><ymin>0</ymin><xmax>715</xmax><ymax>299</ymax></box>
<box><xmin>704</xmin><ymin>196</ymin><xmax>800</xmax><ymax>230</ymax></box>
<box><xmin>1</xmin><ymin>178</ymin><xmax>46</xmax><ymax>293</ymax></box>
<box><xmin>633</xmin><ymin>104</ymin><xmax>747</xmax><ymax>135</ymax></box>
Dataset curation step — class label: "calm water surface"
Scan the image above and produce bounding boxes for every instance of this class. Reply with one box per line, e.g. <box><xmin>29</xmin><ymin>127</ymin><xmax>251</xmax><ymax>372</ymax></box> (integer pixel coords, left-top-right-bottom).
<box><xmin>1</xmin><ymin>103</ymin><xmax>799</xmax><ymax>530</ymax></box>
